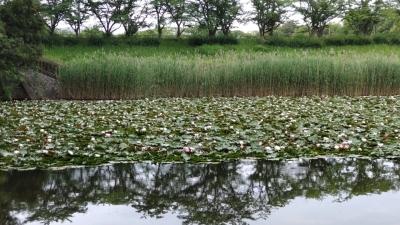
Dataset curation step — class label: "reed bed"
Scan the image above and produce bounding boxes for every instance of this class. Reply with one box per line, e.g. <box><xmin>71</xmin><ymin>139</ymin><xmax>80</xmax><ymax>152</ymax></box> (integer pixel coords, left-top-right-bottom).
<box><xmin>59</xmin><ymin>51</ymin><xmax>400</xmax><ymax>99</ymax></box>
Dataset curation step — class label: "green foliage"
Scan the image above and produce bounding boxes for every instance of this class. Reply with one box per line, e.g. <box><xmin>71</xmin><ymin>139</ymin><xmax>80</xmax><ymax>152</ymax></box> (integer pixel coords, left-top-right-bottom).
<box><xmin>0</xmin><ymin>0</ymin><xmax>44</xmax><ymax>100</ymax></box>
<box><xmin>42</xmin><ymin>35</ymin><xmax>161</xmax><ymax>46</ymax></box>
<box><xmin>250</xmin><ymin>0</ymin><xmax>289</xmax><ymax>36</ymax></box>
<box><xmin>0</xmin><ymin>0</ymin><xmax>44</xmax><ymax>44</ymax></box>
<box><xmin>324</xmin><ymin>35</ymin><xmax>372</xmax><ymax>45</ymax></box>
<box><xmin>344</xmin><ymin>0</ymin><xmax>382</xmax><ymax>35</ymax></box>
<box><xmin>2</xmin><ymin>97</ymin><xmax>400</xmax><ymax>168</ymax></box>
<box><xmin>188</xmin><ymin>0</ymin><xmax>241</xmax><ymax>37</ymax></box>
<box><xmin>164</xmin><ymin>0</ymin><xmax>188</xmax><ymax>37</ymax></box>
<box><xmin>58</xmin><ymin>51</ymin><xmax>400</xmax><ymax>99</ymax></box>
<box><xmin>187</xmin><ymin>35</ymin><xmax>239</xmax><ymax>46</ymax></box>
<box><xmin>264</xmin><ymin>35</ymin><xmax>324</xmax><ymax>47</ymax></box>
<box><xmin>261</xmin><ymin>35</ymin><xmax>400</xmax><ymax>47</ymax></box>
<box><xmin>42</xmin><ymin>0</ymin><xmax>72</xmax><ymax>35</ymax></box>
<box><xmin>295</xmin><ymin>0</ymin><xmax>346</xmax><ymax>36</ymax></box>
<box><xmin>276</xmin><ymin>20</ymin><xmax>298</xmax><ymax>36</ymax></box>
<box><xmin>64</xmin><ymin>0</ymin><xmax>89</xmax><ymax>36</ymax></box>
<box><xmin>0</xmin><ymin>37</ymin><xmax>42</xmax><ymax>99</ymax></box>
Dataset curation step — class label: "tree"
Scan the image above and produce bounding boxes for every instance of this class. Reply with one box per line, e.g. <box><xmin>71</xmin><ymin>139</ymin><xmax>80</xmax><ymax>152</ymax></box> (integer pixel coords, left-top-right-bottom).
<box><xmin>42</xmin><ymin>0</ymin><xmax>71</xmax><ymax>35</ymax></box>
<box><xmin>216</xmin><ymin>0</ymin><xmax>241</xmax><ymax>35</ymax></box>
<box><xmin>150</xmin><ymin>0</ymin><xmax>168</xmax><ymax>38</ymax></box>
<box><xmin>164</xmin><ymin>0</ymin><xmax>187</xmax><ymax>38</ymax></box>
<box><xmin>113</xmin><ymin>0</ymin><xmax>149</xmax><ymax>36</ymax></box>
<box><xmin>251</xmin><ymin>0</ymin><xmax>289</xmax><ymax>37</ymax></box>
<box><xmin>189</xmin><ymin>0</ymin><xmax>240</xmax><ymax>37</ymax></box>
<box><xmin>188</xmin><ymin>0</ymin><xmax>219</xmax><ymax>37</ymax></box>
<box><xmin>0</xmin><ymin>0</ymin><xmax>44</xmax><ymax>99</ymax></box>
<box><xmin>87</xmin><ymin>0</ymin><xmax>136</xmax><ymax>37</ymax></box>
<box><xmin>277</xmin><ymin>20</ymin><xmax>297</xmax><ymax>35</ymax></box>
<box><xmin>344</xmin><ymin>0</ymin><xmax>383</xmax><ymax>35</ymax></box>
<box><xmin>375</xmin><ymin>7</ymin><xmax>400</xmax><ymax>33</ymax></box>
<box><xmin>295</xmin><ymin>0</ymin><xmax>345</xmax><ymax>36</ymax></box>
<box><xmin>65</xmin><ymin>0</ymin><xmax>89</xmax><ymax>37</ymax></box>
<box><xmin>1</xmin><ymin>0</ymin><xmax>43</xmax><ymax>44</ymax></box>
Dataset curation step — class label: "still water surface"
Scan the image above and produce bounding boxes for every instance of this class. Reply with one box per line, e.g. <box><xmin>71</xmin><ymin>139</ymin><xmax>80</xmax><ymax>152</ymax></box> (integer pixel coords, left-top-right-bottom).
<box><xmin>1</xmin><ymin>158</ymin><xmax>400</xmax><ymax>225</ymax></box>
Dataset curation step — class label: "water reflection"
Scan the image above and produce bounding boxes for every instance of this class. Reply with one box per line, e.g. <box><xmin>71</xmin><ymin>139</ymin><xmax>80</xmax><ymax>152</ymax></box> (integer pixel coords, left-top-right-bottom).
<box><xmin>1</xmin><ymin>158</ymin><xmax>400</xmax><ymax>225</ymax></box>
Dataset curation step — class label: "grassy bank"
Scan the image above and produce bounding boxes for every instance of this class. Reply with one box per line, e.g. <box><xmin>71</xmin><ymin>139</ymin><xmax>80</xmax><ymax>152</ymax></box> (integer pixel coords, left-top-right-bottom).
<box><xmin>45</xmin><ymin>43</ymin><xmax>400</xmax><ymax>62</ymax></box>
<box><xmin>1</xmin><ymin>97</ymin><xmax>400</xmax><ymax>169</ymax></box>
<box><xmin>58</xmin><ymin>51</ymin><xmax>400</xmax><ymax>99</ymax></box>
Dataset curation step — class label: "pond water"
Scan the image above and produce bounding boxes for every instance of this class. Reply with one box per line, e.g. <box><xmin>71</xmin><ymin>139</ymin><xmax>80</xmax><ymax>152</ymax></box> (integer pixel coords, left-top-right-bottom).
<box><xmin>1</xmin><ymin>158</ymin><xmax>400</xmax><ymax>225</ymax></box>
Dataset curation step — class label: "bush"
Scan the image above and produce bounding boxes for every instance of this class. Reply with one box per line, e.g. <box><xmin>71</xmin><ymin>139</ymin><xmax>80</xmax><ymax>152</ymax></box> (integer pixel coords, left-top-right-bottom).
<box><xmin>263</xmin><ymin>35</ymin><xmax>383</xmax><ymax>48</ymax></box>
<box><xmin>0</xmin><ymin>0</ymin><xmax>44</xmax><ymax>100</ymax></box>
<box><xmin>187</xmin><ymin>36</ymin><xmax>239</xmax><ymax>46</ymax></box>
<box><xmin>264</xmin><ymin>36</ymin><xmax>324</xmax><ymax>48</ymax></box>
<box><xmin>63</xmin><ymin>36</ymin><xmax>80</xmax><ymax>46</ymax></box>
<box><xmin>42</xmin><ymin>34</ymin><xmax>65</xmax><ymax>46</ymax></box>
<box><xmin>0</xmin><ymin>0</ymin><xmax>43</xmax><ymax>44</ymax></box>
<box><xmin>125</xmin><ymin>37</ymin><xmax>160</xmax><ymax>46</ymax></box>
<box><xmin>87</xmin><ymin>35</ymin><xmax>105</xmax><ymax>46</ymax></box>
<box><xmin>324</xmin><ymin>35</ymin><xmax>372</xmax><ymax>46</ymax></box>
<box><xmin>372</xmin><ymin>34</ymin><xmax>400</xmax><ymax>45</ymax></box>
<box><xmin>0</xmin><ymin>37</ymin><xmax>41</xmax><ymax>99</ymax></box>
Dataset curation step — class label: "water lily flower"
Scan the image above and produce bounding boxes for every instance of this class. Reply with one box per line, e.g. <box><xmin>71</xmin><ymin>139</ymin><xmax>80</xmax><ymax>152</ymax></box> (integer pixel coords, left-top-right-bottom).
<box><xmin>182</xmin><ymin>147</ymin><xmax>194</xmax><ymax>153</ymax></box>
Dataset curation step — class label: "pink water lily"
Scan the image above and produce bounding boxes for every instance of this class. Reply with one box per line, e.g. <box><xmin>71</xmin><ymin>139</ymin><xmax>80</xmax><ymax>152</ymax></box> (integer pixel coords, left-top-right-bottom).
<box><xmin>182</xmin><ymin>147</ymin><xmax>194</xmax><ymax>153</ymax></box>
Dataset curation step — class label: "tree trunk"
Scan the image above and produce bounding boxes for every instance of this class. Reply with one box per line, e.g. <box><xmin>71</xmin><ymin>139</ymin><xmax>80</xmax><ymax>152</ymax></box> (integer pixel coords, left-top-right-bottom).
<box><xmin>311</xmin><ymin>26</ymin><xmax>324</xmax><ymax>37</ymax></box>
<box><xmin>222</xmin><ymin>29</ymin><xmax>229</xmax><ymax>36</ymax></box>
<box><xmin>176</xmin><ymin>25</ymin><xmax>182</xmax><ymax>38</ymax></box>
<box><xmin>158</xmin><ymin>26</ymin><xmax>162</xmax><ymax>39</ymax></box>
<box><xmin>259</xmin><ymin>28</ymin><xmax>265</xmax><ymax>37</ymax></box>
<box><xmin>208</xmin><ymin>29</ymin><xmax>216</xmax><ymax>37</ymax></box>
<box><xmin>105</xmin><ymin>31</ymin><xmax>112</xmax><ymax>37</ymax></box>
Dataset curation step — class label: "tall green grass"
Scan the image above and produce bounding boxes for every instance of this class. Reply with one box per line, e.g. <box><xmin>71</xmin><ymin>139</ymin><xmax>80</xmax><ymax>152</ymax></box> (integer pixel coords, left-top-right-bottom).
<box><xmin>59</xmin><ymin>51</ymin><xmax>400</xmax><ymax>99</ymax></box>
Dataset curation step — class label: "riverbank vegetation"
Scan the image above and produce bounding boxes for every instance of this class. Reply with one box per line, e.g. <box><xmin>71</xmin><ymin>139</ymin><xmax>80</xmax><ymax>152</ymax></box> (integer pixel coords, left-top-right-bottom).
<box><xmin>58</xmin><ymin>51</ymin><xmax>400</xmax><ymax>99</ymax></box>
<box><xmin>1</xmin><ymin>97</ymin><xmax>400</xmax><ymax>169</ymax></box>
<box><xmin>0</xmin><ymin>0</ymin><xmax>44</xmax><ymax>100</ymax></box>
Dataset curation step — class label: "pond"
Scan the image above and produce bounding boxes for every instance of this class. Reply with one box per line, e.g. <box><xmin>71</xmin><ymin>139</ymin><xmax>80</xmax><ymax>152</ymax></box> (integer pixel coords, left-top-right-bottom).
<box><xmin>1</xmin><ymin>158</ymin><xmax>400</xmax><ymax>225</ymax></box>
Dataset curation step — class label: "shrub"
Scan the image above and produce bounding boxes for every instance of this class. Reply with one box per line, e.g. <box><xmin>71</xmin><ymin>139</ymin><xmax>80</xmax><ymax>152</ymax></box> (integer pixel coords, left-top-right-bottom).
<box><xmin>264</xmin><ymin>36</ymin><xmax>324</xmax><ymax>48</ymax></box>
<box><xmin>372</xmin><ymin>34</ymin><xmax>400</xmax><ymax>45</ymax></box>
<box><xmin>0</xmin><ymin>37</ymin><xmax>41</xmax><ymax>99</ymax></box>
<box><xmin>0</xmin><ymin>0</ymin><xmax>43</xmax><ymax>44</ymax></box>
<box><xmin>63</xmin><ymin>36</ymin><xmax>80</xmax><ymax>46</ymax></box>
<box><xmin>125</xmin><ymin>37</ymin><xmax>160</xmax><ymax>46</ymax></box>
<box><xmin>187</xmin><ymin>36</ymin><xmax>239</xmax><ymax>46</ymax></box>
<box><xmin>324</xmin><ymin>35</ymin><xmax>372</xmax><ymax>46</ymax></box>
<box><xmin>87</xmin><ymin>35</ymin><xmax>105</xmax><ymax>46</ymax></box>
<box><xmin>0</xmin><ymin>0</ymin><xmax>43</xmax><ymax>100</ymax></box>
<box><xmin>42</xmin><ymin>34</ymin><xmax>65</xmax><ymax>46</ymax></box>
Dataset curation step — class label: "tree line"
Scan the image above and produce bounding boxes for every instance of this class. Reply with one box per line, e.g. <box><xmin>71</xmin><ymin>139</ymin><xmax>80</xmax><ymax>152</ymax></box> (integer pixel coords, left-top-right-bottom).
<box><xmin>0</xmin><ymin>0</ymin><xmax>396</xmax><ymax>39</ymax></box>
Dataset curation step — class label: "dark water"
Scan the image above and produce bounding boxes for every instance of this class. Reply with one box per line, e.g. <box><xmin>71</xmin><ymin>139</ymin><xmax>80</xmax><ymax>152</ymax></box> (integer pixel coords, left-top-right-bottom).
<box><xmin>1</xmin><ymin>158</ymin><xmax>400</xmax><ymax>225</ymax></box>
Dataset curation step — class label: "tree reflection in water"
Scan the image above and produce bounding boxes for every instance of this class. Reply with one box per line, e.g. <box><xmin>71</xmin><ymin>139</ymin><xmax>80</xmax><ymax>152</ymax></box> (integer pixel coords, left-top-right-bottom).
<box><xmin>0</xmin><ymin>158</ymin><xmax>399</xmax><ymax>225</ymax></box>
